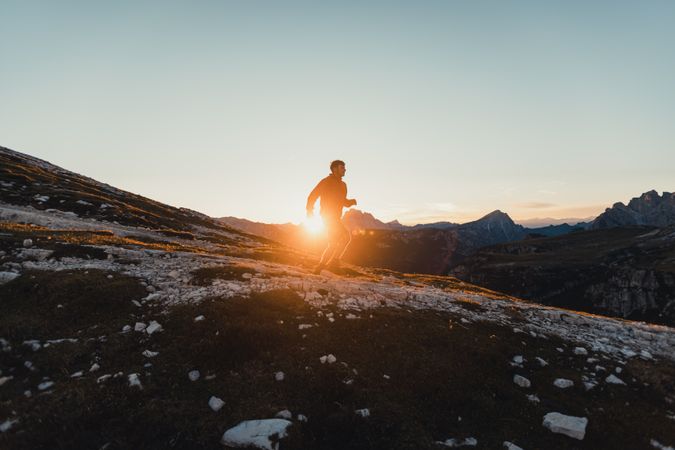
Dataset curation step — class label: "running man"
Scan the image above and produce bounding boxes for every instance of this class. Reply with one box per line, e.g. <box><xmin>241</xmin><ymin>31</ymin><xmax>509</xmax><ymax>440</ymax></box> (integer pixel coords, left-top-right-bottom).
<box><xmin>306</xmin><ymin>160</ymin><xmax>357</xmax><ymax>274</ymax></box>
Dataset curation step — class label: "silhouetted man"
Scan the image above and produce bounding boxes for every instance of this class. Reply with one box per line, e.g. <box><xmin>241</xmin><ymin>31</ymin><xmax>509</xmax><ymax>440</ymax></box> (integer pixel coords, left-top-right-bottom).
<box><xmin>306</xmin><ymin>160</ymin><xmax>357</xmax><ymax>274</ymax></box>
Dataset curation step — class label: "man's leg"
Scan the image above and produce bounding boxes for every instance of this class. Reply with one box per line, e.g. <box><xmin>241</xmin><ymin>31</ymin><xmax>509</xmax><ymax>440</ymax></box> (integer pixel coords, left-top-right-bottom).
<box><xmin>327</xmin><ymin>223</ymin><xmax>351</xmax><ymax>268</ymax></box>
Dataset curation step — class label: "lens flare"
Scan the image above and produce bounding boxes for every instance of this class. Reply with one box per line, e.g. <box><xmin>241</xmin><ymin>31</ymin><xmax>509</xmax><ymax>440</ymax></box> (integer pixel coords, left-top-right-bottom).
<box><xmin>303</xmin><ymin>215</ymin><xmax>324</xmax><ymax>234</ymax></box>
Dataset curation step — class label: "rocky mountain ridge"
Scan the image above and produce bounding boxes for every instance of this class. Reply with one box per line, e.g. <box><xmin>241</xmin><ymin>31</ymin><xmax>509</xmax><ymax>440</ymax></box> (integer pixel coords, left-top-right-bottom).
<box><xmin>592</xmin><ymin>190</ymin><xmax>675</xmax><ymax>229</ymax></box>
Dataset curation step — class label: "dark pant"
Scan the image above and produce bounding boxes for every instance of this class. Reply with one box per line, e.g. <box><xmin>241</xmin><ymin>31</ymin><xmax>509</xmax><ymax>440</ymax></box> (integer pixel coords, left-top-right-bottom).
<box><xmin>319</xmin><ymin>216</ymin><xmax>351</xmax><ymax>265</ymax></box>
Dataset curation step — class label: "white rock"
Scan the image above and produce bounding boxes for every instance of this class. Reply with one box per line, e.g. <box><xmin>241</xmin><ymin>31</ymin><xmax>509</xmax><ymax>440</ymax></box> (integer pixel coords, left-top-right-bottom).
<box><xmin>0</xmin><ymin>272</ymin><xmax>20</xmax><ymax>285</ymax></box>
<box><xmin>527</xmin><ymin>394</ymin><xmax>540</xmax><ymax>403</ymax></box>
<box><xmin>513</xmin><ymin>375</ymin><xmax>531</xmax><ymax>388</ymax></box>
<box><xmin>37</xmin><ymin>381</ymin><xmax>54</xmax><ymax>391</ymax></box>
<box><xmin>437</xmin><ymin>437</ymin><xmax>478</xmax><ymax>447</ymax></box>
<box><xmin>89</xmin><ymin>363</ymin><xmax>100</xmax><ymax>372</ymax></box>
<box><xmin>615</xmin><ymin>367</ymin><xmax>623</xmax><ymax>374</ymax></box>
<box><xmin>553</xmin><ymin>378</ymin><xmax>574</xmax><ymax>389</ymax></box>
<box><xmin>297</xmin><ymin>414</ymin><xmax>308</xmax><ymax>422</ymax></box>
<box><xmin>220</xmin><ymin>419</ymin><xmax>292</xmax><ymax>450</ymax></box>
<box><xmin>70</xmin><ymin>371</ymin><xmax>83</xmax><ymax>378</ymax></box>
<box><xmin>512</xmin><ymin>355</ymin><xmax>524</xmax><ymax>364</ymax></box>
<box><xmin>242</xmin><ymin>273</ymin><xmax>253</xmax><ymax>279</ymax></box>
<box><xmin>209</xmin><ymin>396</ymin><xmax>225</xmax><ymax>412</ymax></box>
<box><xmin>542</xmin><ymin>412</ymin><xmax>588</xmax><ymax>440</ymax></box>
<box><xmin>128</xmin><ymin>373</ymin><xmax>142</xmax><ymax>389</ymax></box>
<box><xmin>535</xmin><ymin>357</ymin><xmax>548</xmax><ymax>367</ymax></box>
<box><xmin>194</xmin><ymin>315</ymin><xmax>205</xmax><ymax>322</ymax></box>
<box><xmin>97</xmin><ymin>374</ymin><xmax>112</xmax><ymax>383</ymax></box>
<box><xmin>145</xmin><ymin>321</ymin><xmax>162</xmax><ymax>335</ymax></box>
<box><xmin>503</xmin><ymin>442</ymin><xmax>524</xmax><ymax>450</ymax></box>
<box><xmin>134</xmin><ymin>322</ymin><xmax>147</xmax><ymax>332</ymax></box>
<box><xmin>606</xmin><ymin>374</ymin><xmax>626</xmax><ymax>385</ymax></box>
<box><xmin>298</xmin><ymin>324</ymin><xmax>313</xmax><ymax>330</ymax></box>
<box><xmin>650</xmin><ymin>439</ymin><xmax>675</xmax><ymax>450</ymax></box>
<box><xmin>320</xmin><ymin>354</ymin><xmax>337</xmax><ymax>364</ymax></box>
<box><xmin>23</xmin><ymin>239</ymin><xmax>33</xmax><ymax>248</ymax></box>
<box><xmin>275</xmin><ymin>409</ymin><xmax>292</xmax><ymax>419</ymax></box>
<box><xmin>122</xmin><ymin>325</ymin><xmax>132</xmax><ymax>332</ymax></box>
<box><xmin>274</xmin><ymin>371</ymin><xmax>285</xmax><ymax>381</ymax></box>
<box><xmin>188</xmin><ymin>370</ymin><xmax>200</xmax><ymax>381</ymax></box>
<box><xmin>583</xmin><ymin>381</ymin><xmax>598</xmax><ymax>391</ymax></box>
<box><xmin>0</xmin><ymin>376</ymin><xmax>13</xmax><ymax>386</ymax></box>
<box><xmin>142</xmin><ymin>350</ymin><xmax>159</xmax><ymax>358</ymax></box>
<box><xmin>0</xmin><ymin>418</ymin><xmax>19</xmax><ymax>433</ymax></box>
<box><xmin>355</xmin><ymin>408</ymin><xmax>370</xmax><ymax>418</ymax></box>
<box><xmin>573</xmin><ymin>347</ymin><xmax>588</xmax><ymax>356</ymax></box>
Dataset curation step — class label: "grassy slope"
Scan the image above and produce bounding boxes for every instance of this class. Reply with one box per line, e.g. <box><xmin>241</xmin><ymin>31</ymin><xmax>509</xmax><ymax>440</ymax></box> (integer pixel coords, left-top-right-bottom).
<box><xmin>1</xmin><ymin>244</ymin><xmax>674</xmax><ymax>449</ymax></box>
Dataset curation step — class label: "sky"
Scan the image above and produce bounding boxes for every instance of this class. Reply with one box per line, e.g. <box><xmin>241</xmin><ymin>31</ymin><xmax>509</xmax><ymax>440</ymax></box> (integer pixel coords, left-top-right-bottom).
<box><xmin>1</xmin><ymin>1</ymin><xmax>674</xmax><ymax>226</ymax></box>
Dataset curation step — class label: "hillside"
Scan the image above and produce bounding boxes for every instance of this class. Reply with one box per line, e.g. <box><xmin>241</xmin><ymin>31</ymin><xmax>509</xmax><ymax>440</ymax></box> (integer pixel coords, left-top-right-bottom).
<box><xmin>1</xmin><ymin>146</ymin><xmax>675</xmax><ymax>449</ymax></box>
<box><xmin>450</xmin><ymin>226</ymin><xmax>675</xmax><ymax>326</ymax></box>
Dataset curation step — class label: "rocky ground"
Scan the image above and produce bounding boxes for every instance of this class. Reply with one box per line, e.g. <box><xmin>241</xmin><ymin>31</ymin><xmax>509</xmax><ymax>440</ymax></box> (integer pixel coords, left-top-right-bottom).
<box><xmin>1</xmin><ymin>202</ymin><xmax>675</xmax><ymax>450</ymax></box>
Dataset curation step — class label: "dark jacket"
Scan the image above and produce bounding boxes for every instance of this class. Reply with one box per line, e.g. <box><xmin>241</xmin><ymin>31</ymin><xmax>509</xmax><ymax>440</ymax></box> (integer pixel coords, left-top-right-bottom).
<box><xmin>306</xmin><ymin>174</ymin><xmax>350</xmax><ymax>220</ymax></box>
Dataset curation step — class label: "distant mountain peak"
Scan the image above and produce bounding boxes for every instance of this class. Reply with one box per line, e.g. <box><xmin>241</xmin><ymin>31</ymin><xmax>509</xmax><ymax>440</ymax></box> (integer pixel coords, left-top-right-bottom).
<box><xmin>478</xmin><ymin>210</ymin><xmax>514</xmax><ymax>224</ymax></box>
<box><xmin>593</xmin><ymin>190</ymin><xmax>675</xmax><ymax>229</ymax></box>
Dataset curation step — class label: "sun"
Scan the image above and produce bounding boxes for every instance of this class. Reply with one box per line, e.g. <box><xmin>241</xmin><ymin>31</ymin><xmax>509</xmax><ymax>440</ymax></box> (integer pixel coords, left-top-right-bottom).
<box><xmin>303</xmin><ymin>215</ymin><xmax>325</xmax><ymax>234</ymax></box>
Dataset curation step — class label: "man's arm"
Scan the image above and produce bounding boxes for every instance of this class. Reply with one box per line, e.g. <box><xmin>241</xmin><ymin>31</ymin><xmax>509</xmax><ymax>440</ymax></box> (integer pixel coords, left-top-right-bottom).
<box><xmin>343</xmin><ymin>183</ymin><xmax>357</xmax><ymax>208</ymax></box>
<box><xmin>306</xmin><ymin>179</ymin><xmax>325</xmax><ymax>216</ymax></box>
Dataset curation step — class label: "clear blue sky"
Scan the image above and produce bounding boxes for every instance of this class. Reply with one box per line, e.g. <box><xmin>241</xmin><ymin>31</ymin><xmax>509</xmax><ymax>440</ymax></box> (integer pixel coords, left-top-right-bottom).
<box><xmin>2</xmin><ymin>1</ymin><xmax>674</xmax><ymax>225</ymax></box>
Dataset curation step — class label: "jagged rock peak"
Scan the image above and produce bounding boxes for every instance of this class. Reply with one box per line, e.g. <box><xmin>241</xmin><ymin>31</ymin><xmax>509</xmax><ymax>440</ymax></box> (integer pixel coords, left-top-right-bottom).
<box><xmin>592</xmin><ymin>190</ymin><xmax>675</xmax><ymax>229</ymax></box>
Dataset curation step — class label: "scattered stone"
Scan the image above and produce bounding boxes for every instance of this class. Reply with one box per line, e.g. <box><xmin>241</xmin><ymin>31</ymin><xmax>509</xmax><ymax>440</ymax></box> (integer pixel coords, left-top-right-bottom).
<box><xmin>606</xmin><ymin>374</ymin><xmax>626</xmax><ymax>385</ymax></box>
<box><xmin>542</xmin><ymin>412</ymin><xmax>588</xmax><ymax>440</ymax></box>
<box><xmin>503</xmin><ymin>442</ymin><xmax>524</xmax><ymax>450</ymax></box>
<box><xmin>615</xmin><ymin>367</ymin><xmax>623</xmax><ymax>374</ymax></box>
<box><xmin>298</xmin><ymin>324</ymin><xmax>313</xmax><ymax>330</ymax></box>
<box><xmin>37</xmin><ymin>381</ymin><xmax>54</xmax><ymax>391</ymax></box>
<box><xmin>23</xmin><ymin>239</ymin><xmax>33</xmax><ymax>248</ymax></box>
<box><xmin>437</xmin><ymin>437</ymin><xmax>478</xmax><ymax>447</ymax></box>
<box><xmin>70</xmin><ymin>371</ymin><xmax>83</xmax><ymax>378</ymax></box>
<box><xmin>134</xmin><ymin>322</ymin><xmax>147</xmax><ymax>332</ymax></box>
<box><xmin>320</xmin><ymin>354</ymin><xmax>337</xmax><ymax>364</ymax></box>
<box><xmin>535</xmin><ymin>357</ymin><xmax>548</xmax><ymax>367</ymax></box>
<box><xmin>24</xmin><ymin>390</ymin><xmax>31</xmax><ymax>398</ymax></box>
<box><xmin>0</xmin><ymin>418</ymin><xmax>19</xmax><ymax>433</ymax></box>
<box><xmin>274</xmin><ymin>371</ymin><xmax>285</xmax><ymax>381</ymax></box>
<box><xmin>527</xmin><ymin>394</ymin><xmax>540</xmax><ymax>403</ymax></box>
<box><xmin>512</xmin><ymin>355</ymin><xmax>524</xmax><ymax>365</ymax></box>
<box><xmin>194</xmin><ymin>315</ymin><xmax>205</xmax><ymax>322</ymax></box>
<box><xmin>97</xmin><ymin>374</ymin><xmax>111</xmax><ymax>383</ymax></box>
<box><xmin>242</xmin><ymin>273</ymin><xmax>253</xmax><ymax>279</ymax></box>
<box><xmin>275</xmin><ymin>409</ymin><xmax>292</xmax><ymax>419</ymax></box>
<box><xmin>142</xmin><ymin>350</ymin><xmax>159</xmax><ymax>358</ymax></box>
<box><xmin>0</xmin><ymin>272</ymin><xmax>20</xmax><ymax>285</ymax></box>
<box><xmin>205</xmin><ymin>395</ymin><xmax>224</xmax><ymax>412</ymax></box>
<box><xmin>553</xmin><ymin>378</ymin><xmax>574</xmax><ymax>389</ymax></box>
<box><xmin>513</xmin><ymin>375</ymin><xmax>531</xmax><ymax>388</ymax></box>
<box><xmin>220</xmin><ymin>419</ymin><xmax>292</xmax><ymax>450</ymax></box>
<box><xmin>128</xmin><ymin>373</ymin><xmax>142</xmax><ymax>389</ymax></box>
<box><xmin>383</xmin><ymin>374</ymin><xmax>391</xmax><ymax>380</ymax></box>
<box><xmin>145</xmin><ymin>321</ymin><xmax>162</xmax><ymax>335</ymax></box>
<box><xmin>297</xmin><ymin>414</ymin><xmax>308</xmax><ymax>422</ymax></box>
<box><xmin>122</xmin><ymin>325</ymin><xmax>131</xmax><ymax>332</ymax></box>
<box><xmin>651</xmin><ymin>439</ymin><xmax>675</xmax><ymax>450</ymax></box>
<box><xmin>188</xmin><ymin>370</ymin><xmax>200</xmax><ymax>382</ymax></box>
<box><xmin>573</xmin><ymin>347</ymin><xmax>588</xmax><ymax>356</ymax></box>
<box><xmin>355</xmin><ymin>408</ymin><xmax>370</xmax><ymax>418</ymax></box>
<box><xmin>0</xmin><ymin>376</ymin><xmax>13</xmax><ymax>386</ymax></box>
<box><xmin>89</xmin><ymin>363</ymin><xmax>100</xmax><ymax>372</ymax></box>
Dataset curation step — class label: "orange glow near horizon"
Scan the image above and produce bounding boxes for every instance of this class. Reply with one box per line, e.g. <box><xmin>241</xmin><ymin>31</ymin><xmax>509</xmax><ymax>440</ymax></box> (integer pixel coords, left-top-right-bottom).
<box><xmin>303</xmin><ymin>215</ymin><xmax>325</xmax><ymax>235</ymax></box>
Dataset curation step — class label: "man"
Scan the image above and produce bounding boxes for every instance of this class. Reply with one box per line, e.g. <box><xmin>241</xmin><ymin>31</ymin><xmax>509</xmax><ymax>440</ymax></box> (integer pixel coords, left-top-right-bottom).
<box><xmin>306</xmin><ymin>160</ymin><xmax>357</xmax><ymax>274</ymax></box>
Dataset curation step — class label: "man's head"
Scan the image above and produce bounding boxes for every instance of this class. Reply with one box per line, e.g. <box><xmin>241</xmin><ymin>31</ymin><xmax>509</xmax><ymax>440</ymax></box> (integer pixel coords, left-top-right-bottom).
<box><xmin>330</xmin><ymin>160</ymin><xmax>346</xmax><ymax>178</ymax></box>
